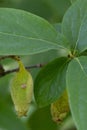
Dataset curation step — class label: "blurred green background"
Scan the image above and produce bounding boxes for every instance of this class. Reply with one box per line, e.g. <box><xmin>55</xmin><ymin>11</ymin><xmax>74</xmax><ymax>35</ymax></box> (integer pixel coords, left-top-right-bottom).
<box><xmin>0</xmin><ymin>0</ymin><xmax>77</xmax><ymax>130</ymax></box>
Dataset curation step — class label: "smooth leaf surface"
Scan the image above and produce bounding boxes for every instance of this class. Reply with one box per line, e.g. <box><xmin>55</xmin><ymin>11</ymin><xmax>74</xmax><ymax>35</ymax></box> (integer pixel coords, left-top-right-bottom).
<box><xmin>29</xmin><ymin>106</ymin><xmax>57</xmax><ymax>130</ymax></box>
<box><xmin>70</xmin><ymin>0</ymin><xmax>77</xmax><ymax>4</ymax></box>
<box><xmin>77</xmin><ymin>14</ymin><xmax>87</xmax><ymax>53</ymax></box>
<box><xmin>0</xmin><ymin>8</ymin><xmax>69</xmax><ymax>55</ymax></box>
<box><xmin>54</xmin><ymin>23</ymin><xmax>61</xmax><ymax>33</ymax></box>
<box><xmin>66</xmin><ymin>56</ymin><xmax>87</xmax><ymax>130</ymax></box>
<box><xmin>62</xmin><ymin>0</ymin><xmax>87</xmax><ymax>53</ymax></box>
<box><xmin>0</xmin><ymin>98</ymin><xmax>27</xmax><ymax>130</ymax></box>
<box><xmin>34</xmin><ymin>57</ymin><xmax>69</xmax><ymax>107</ymax></box>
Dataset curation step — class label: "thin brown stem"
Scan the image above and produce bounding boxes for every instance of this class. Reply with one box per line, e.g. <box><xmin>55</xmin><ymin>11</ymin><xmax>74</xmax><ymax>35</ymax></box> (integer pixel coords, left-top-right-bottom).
<box><xmin>0</xmin><ymin>64</ymin><xmax>45</xmax><ymax>77</ymax></box>
<box><xmin>0</xmin><ymin>55</ymin><xmax>20</xmax><ymax>61</ymax></box>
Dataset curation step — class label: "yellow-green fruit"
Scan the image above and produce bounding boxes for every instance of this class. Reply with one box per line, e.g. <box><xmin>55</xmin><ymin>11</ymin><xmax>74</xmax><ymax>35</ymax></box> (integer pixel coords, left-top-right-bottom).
<box><xmin>51</xmin><ymin>90</ymin><xmax>69</xmax><ymax>123</ymax></box>
<box><xmin>10</xmin><ymin>60</ymin><xmax>33</xmax><ymax>117</ymax></box>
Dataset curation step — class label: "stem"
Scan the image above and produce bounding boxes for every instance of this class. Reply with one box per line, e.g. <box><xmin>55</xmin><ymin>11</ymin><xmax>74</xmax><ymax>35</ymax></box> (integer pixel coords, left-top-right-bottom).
<box><xmin>0</xmin><ymin>55</ymin><xmax>20</xmax><ymax>61</ymax></box>
<box><xmin>0</xmin><ymin>56</ymin><xmax>45</xmax><ymax>77</ymax></box>
<box><xmin>0</xmin><ymin>64</ymin><xmax>45</xmax><ymax>77</ymax></box>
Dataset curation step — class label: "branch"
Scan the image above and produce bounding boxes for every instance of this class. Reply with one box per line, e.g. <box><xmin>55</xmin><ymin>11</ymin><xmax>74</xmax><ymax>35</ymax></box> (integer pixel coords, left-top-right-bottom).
<box><xmin>0</xmin><ymin>64</ymin><xmax>45</xmax><ymax>77</ymax></box>
<box><xmin>0</xmin><ymin>55</ymin><xmax>20</xmax><ymax>61</ymax></box>
<box><xmin>0</xmin><ymin>56</ymin><xmax>45</xmax><ymax>77</ymax></box>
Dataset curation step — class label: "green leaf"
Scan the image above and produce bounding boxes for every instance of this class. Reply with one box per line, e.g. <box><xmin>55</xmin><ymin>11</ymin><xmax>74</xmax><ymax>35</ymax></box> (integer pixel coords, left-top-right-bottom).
<box><xmin>66</xmin><ymin>56</ymin><xmax>87</xmax><ymax>130</ymax></box>
<box><xmin>77</xmin><ymin>13</ymin><xmax>87</xmax><ymax>53</ymax></box>
<box><xmin>53</xmin><ymin>23</ymin><xmax>61</xmax><ymax>33</ymax></box>
<box><xmin>0</xmin><ymin>99</ymin><xmax>27</xmax><ymax>130</ymax></box>
<box><xmin>0</xmin><ymin>8</ymin><xmax>69</xmax><ymax>55</ymax></box>
<box><xmin>70</xmin><ymin>0</ymin><xmax>77</xmax><ymax>4</ymax></box>
<box><xmin>29</xmin><ymin>106</ymin><xmax>57</xmax><ymax>130</ymax></box>
<box><xmin>34</xmin><ymin>57</ymin><xmax>69</xmax><ymax>107</ymax></box>
<box><xmin>62</xmin><ymin>0</ymin><xmax>87</xmax><ymax>53</ymax></box>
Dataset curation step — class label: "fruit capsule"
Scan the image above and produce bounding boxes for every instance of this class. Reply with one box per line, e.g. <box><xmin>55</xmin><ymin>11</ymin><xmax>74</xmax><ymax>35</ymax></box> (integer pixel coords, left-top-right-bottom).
<box><xmin>10</xmin><ymin>60</ymin><xmax>33</xmax><ymax>117</ymax></box>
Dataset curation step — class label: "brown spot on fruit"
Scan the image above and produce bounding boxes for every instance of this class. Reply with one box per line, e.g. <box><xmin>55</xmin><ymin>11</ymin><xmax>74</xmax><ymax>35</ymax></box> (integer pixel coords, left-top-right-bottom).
<box><xmin>21</xmin><ymin>84</ymin><xmax>26</xmax><ymax>89</ymax></box>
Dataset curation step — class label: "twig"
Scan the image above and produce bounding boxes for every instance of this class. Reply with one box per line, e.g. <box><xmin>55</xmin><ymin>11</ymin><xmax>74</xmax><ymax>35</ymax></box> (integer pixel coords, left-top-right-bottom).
<box><xmin>0</xmin><ymin>56</ymin><xmax>45</xmax><ymax>77</ymax></box>
<box><xmin>0</xmin><ymin>64</ymin><xmax>45</xmax><ymax>77</ymax></box>
<box><xmin>0</xmin><ymin>55</ymin><xmax>20</xmax><ymax>61</ymax></box>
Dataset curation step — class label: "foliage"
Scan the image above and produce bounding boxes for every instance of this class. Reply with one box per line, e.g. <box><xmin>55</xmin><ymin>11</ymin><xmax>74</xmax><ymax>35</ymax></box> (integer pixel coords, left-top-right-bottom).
<box><xmin>0</xmin><ymin>0</ymin><xmax>87</xmax><ymax>130</ymax></box>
